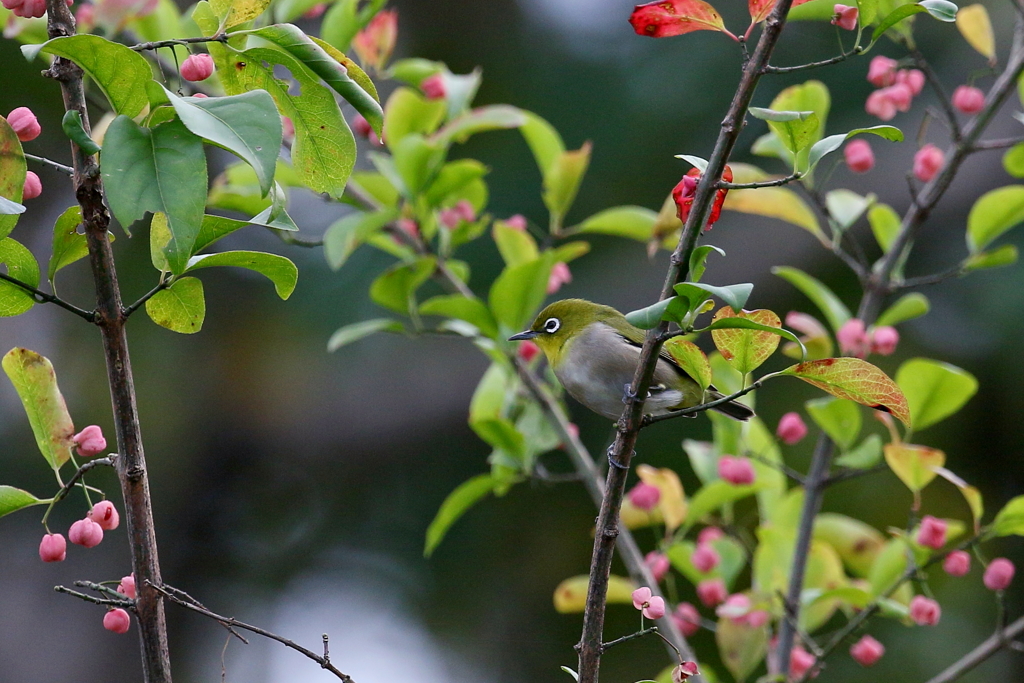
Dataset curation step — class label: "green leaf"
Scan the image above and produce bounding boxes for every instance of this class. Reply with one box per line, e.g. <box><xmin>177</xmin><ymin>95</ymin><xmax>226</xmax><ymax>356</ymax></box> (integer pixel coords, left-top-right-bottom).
<box><xmin>238</xmin><ymin>24</ymin><xmax>384</xmax><ymax>135</ymax></box>
<box><xmin>675</xmin><ymin>281</ymin><xmax>753</xmax><ymax>312</ymax></box>
<box><xmin>772</xmin><ymin>266</ymin><xmax>851</xmax><ymax>333</ymax></box>
<box><xmin>835</xmin><ymin>434</ymin><xmax>883</xmax><ymax>469</ymax></box>
<box><xmin>210</xmin><ymin>0</ymin><xmax>271</xmax><ymax>27</ymax></box>
<box><xmin>433</xmin><ymin>105</ymin><xmax>527</xmax><ymax>146</ymax></box>
<box><xmin>488</xmin><ymin>253</ymin><xmax>555</xmax><ymax>331</ymax></box>
<box><xmin>675</xmin><ymin>154</ymin><xmax>708</xmax><ymax>172</ymax></box>
<box><xmin>806</xmin><ymin>126</ymin><xmax>903</xmax><ymax>173</ymax></box>
<box><xmin>383</xmin><ymin>87</ymin><xmax>447</xmax><ymax>147</ymax></box>
<box><xmin>424</xmin><ymin>474</ymin><xmax>496</xmax><ymax>556</ymax></box>
<box><xmin>249</xmin><ymin>182</ymin><xmax>299</xmax><ymax>232</ymax></box>
<box><xmin>687</xmin><ymin>480</ymin><xmax>763</xmax><ymax>523</ymax></box>
<box><xmin>963</xmin><ymin>244</ymin><xmax>1018</xmax><ymax>271</ymax></box>
<box><xmin>876</xmin><ymin>292</ymin><xmax>929</xmax><ymax>327</ymax></box>
<box><xmin>703</xmin><ymin>314</ymin><xmax>805</xmax><ymax>359</ymax></box>
<box><xmin>0</xmin><ymin>114</ymin><xmax>27</xmax><ymax>240</ymax></box>
<box><xmin>493</xmin><ymin>223</ymin><xmax>540</xmax><ymax>267</ymax></box>
<box><xmin>391</xmin><ymin>133</ymin><xmax>445</xmax><ymax>197</ymax></box>
<box><xmin>425</xmin><ymin>160</ymin><xmax>488</xmax><ymax>207</ymax></box>
<box><xmin>782</xmin><ymin>358</ymin><xmax>911</xmax><ymax>426</ymax></box>
<box><xmin>320</xmin><ymin>0</ymin><xmax>361</xmax><ymax>52</ymax></box>
<box><xmin>145</xmin><ymin>277</ymin><xmax>206</xmax><ymax>333</ymax></box>
<box><xmin>1003</xmin><ymin>143</ymin><xmax>1024</xmax><ymax>178</ymax></box>
<box><xmin>185</xmin><ymin>251</ymin><xmax>298</xmax><ymax>299</ymax></box>
<box><xmin>61</xmin><ymin>110</ymin><xmax>101</xmax><ymax>155</ymax></box>
<box><xmin>327</xmin><ymin>318</ymin><xmax>404</xmax><ymax>352</ymax></box>
<box><xmin>748</xmin><ymin>108</ymin><xmax>819</xmax><ymax>155</ymax></box>
<box><xmin>0</xmin><ymin>196</ymin><xmax>25</xmax><ymax>215</ymax></box>
<box><xmin>748</xmin><ymin>107</ymin><xmax>815</xmax><ymax>122</ymax></box>
<box><xmin>560</xmin><ymin>666</ymin><xmax>580</xmax><ymax>682</ymax></box>
<box><xmin>709</xmin><ymin>308</ymin><xmax>783</xmax><ymax>374</ymax></box>
<box><xmin>664</xmin><ymin>339</ymin><xmax>712</xmax><ymax>391</ymax></box>
<box><xmin>826</xmin><ymin>189</ymin><xmax>874</xmax><ymax>232</ymax></box>
<box><xmin>0</xmin><ymin>485</ymin><xmax>45</xmax><ymax>519</ymax></box>
<box><xmin>101</xmin><ymin>116</ymin><xmax>207</xmax><ymax>274</ymax></box>
<box><xmin>868</xmin><ymin>203</ymin><xmax>901</xmax><ymax>252</ymax></box>
<box><xmin>573</xmin><ymin>206</ymin><xmax>657</xmax><ymax>241</ymax></box>
<box><xmin>520</xmin><ymin>111</ymin><xmax>565</xmax><ymax>176</ymax></box>
<box><xmin>370</xmin><ymin>257</ymin><xmax>436</xmax><ymax>314</ymax></box>
<box><xmin>2</xmin><ymin>348</ymin><xmax>76</xmax><ymax>470</ymax></box>
<box><xmin>717</xmin><ymin>617</ymin><xmax>768</xmax><ymax>683</ymax></box>
<box><xmin>544</xmin><ymin>144</ymin><xmax>592</xmax><ymax>231</ymax></box>
<box><xmin>49</xmin><ymin>206</ymin><xmax>90</xmax><ymax>282</ymax></box>
<box><xmin>222</xmin><ymin>46</ymin><xmax>356</xmax><ymax>198</ymax></box>
<box><xmin>689</xmin><ymin>244</ymin><xmax>725</xmax><ymax>282</ymax></box>
<box><xmin>162</xmin><ymin>87</ymin><xmax>281</xmax><ymax>196</ymax></box>
<box><xmin>805</xmin><ymin>397</ymin><xmax>861</xmax><ymax>450</ymax></box>
<box><xmin>896</xmin><ymin>358</ymin><xmax>978</xmax><ymax>431</ymax></box>
<box><xmin>991</xmin><ymin>495</ymin><xmax>1024</xmax><ymax>536</ymax></box>
<box><xmin>764</xmin><ymin>81</ymin><xmax>831</xmax><ymax>181</ymax></box>
<box><xmin>966</xmin><ymin>185</ymin><xmax>1024</xmax><ymax>253</ymax></box>
<box><xmin>323</xmin><ymin>209</ymin><xmax>396</xmax><ymax>270</ymax></box>
<box><xmin>884</xmin><ymin>442</ymin><xmax>944</xmax><ymax>493</ymax></box>
<box><xmin>22</xmin><ymin>36</ymin><xmax>153</xmax><ymax>118</ymax></box>
<box><xmin>814</xmin><ymin>512</ymin><xmax>886</xmax><ymax>578</ymax></box>
<box><xmin>272</xmin><ymin>0</ymin><xmax>322</xmax><ymax>21</ymax></box>
<box><xmin>389</xmin><ymin>57</ymin><xmax>444</xmax><ymax>87</ymax></box>
<box><xmin>919</xmin><ymin>0</ymin><xmax>958</xmax><ymax>21</ymax></box>
<box><xmin>624</xmin><ymin>297</ymin><xmax>675</xmax><ymax>329</ymax></box>
<box><xmin>0</xmin><ymin>238</ymin><xmax>40</xmax><ymax>317</ymax></box>
<box><xmin>420</xmin><ymin>294</ymin><xmax>498</xmax><ymax>338</ymax></box>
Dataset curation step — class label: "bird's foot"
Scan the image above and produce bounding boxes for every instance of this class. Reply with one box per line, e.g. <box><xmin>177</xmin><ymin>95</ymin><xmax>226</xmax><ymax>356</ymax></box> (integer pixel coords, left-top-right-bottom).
<box><xmin>606</xmin><ymin>445</ymin><xmax>633</xmax><ymax>470</ymax></box>
<box><xmin>622</xmin><ymin>384</ymin><xmax>638</xmax><ymax>405</ymax></box>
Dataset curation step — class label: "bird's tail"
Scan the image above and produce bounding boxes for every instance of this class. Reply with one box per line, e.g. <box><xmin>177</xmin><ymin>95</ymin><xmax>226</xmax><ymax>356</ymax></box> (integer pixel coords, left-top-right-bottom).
<box><xmin>707</xmin><ymin>391</ymin><xmax>754</xmax><ymax>421</ymax></box>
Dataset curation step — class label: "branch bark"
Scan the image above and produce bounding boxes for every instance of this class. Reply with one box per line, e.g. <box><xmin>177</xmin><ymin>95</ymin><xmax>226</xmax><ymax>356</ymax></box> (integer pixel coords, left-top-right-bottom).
<box><xmin>923</xmin><ymin>614</ymin><xmax>1024</xmax><ymax>683</ymax></box>
<box><xmin>42</xmin><ymin>4</ymin><xmax>172</xmax><ymax>681</ymax></box>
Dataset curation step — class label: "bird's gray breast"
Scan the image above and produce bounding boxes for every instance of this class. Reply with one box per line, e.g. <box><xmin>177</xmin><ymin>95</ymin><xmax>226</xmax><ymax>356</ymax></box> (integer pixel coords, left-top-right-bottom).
<box><xmin>554</xmin><ymin>323</ymin><xmax>684</xmax><ymax>420</ymax></box>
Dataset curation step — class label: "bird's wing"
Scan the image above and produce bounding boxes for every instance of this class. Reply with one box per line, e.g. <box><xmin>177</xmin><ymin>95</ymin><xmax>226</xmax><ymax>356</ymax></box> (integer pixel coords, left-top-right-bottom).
<box><xmin>607</xmin><ymin>326</ymin><xmax>703</xmax><ymax>390</ymax></box>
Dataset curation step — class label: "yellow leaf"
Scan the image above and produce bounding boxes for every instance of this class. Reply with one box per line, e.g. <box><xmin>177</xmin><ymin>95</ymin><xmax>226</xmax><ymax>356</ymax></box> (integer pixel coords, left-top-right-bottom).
<box><xmin>884</xmin><ymin>443</ymin><xmax>945</xmax><ymax>493</ymax></box>
<box><xmin>957</xmin><ymin>4</ymin><xmax>996</xmax><ymax>63</ymax></box>
<box><xmin>553</xmin><ymin>574</ymin><xmax>636</xmax><ymax>613</ymax></box>
<box><xmin>663</xmin><ymin>338</ymin><xmax>712</xmax><ymax>391</ymax></box>
<box><xmin>637</xmin><ymin>464</ymin><xmax>688</xmax><ymax>531</ymax></box>
<box><xmin>710</xmin><ymin>307</ymin><xmax>782</xmax><ymax>375</ymax></box>
<box><xmin>620</xmin><ymin>497</ymin><xmax>665</xmax><ymax>529</ymax></box>
<box><xmin>723</xmin><ymin>163</ymin><xmax>824</xmax><ymax>240</ymax></box>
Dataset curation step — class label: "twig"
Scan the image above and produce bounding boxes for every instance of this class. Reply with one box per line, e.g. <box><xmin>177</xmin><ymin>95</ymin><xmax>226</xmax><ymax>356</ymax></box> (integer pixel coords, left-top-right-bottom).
<box><xmin>971</xmin><ymin>136</ymin><xmax>1024</xmax><ymax>150</ymax></box>
<box><xmin>601</xmin><ymin>627</ymin><xmax>659</xmax><ymax>652</ymax></box>
<box><xmin>159</xmin><ymin>584</ymin><xmax>248</xmax><ymax>644</ymax></box>
<box><xmin>155</xmin><ymin>584</ymin><xmax>355</xmax><ymax>682</ymax></box>
<box><xmin>762</xmin><ymin>49</ymin><xmax>860</xmax><ymax>74</ymax></box>
<box><xmin>55</xmin><ymin>584</ymin><xmax>133</xmax><ymax>608</ymax></box>
<box><xmin>576</xmin><ymin>1</ymin><xmax>799</xmax><ymax>680</ymax></box>
<box><xmin>895</xmin><ymin>264</ymin><xmax>965</xmax><ymax>289</ymax></box>
<box><xmin>821</xmin><ymin>463</ymin><xmax>886</xmax><ymax>486</ymax></box>
<box><xmin>911</xmin><ymin>48</ymin><xmax>961</xmax><ymax>143</ymax></box>
<box><xmin>24</xmin><ymin>153</ymin><xmax>74</xmax><ymax>175</ymax></box>
<box><xmin>719</xmin><ymin>173</ymin><xmax>801</xmax><ymax>189</ymax></box>
<box><xmin>123</xmin><ymin>278</ymin><xmax>170</xmax><ymax>318</ymax></box>
<box><xmin>641</xmin><ymin>380</ymin><xmax>763</xmax><ymax>426</ymax></box>
<box><xmin>924</xmin><ymin>615</ymin><xmax>1024</xmax><ymax>683</ymax></box>
<box><xmin>0</xmin><ymin>271</ymin><xmax>96</xmax><ymax>322</ymax></box>
<box><xmin>130</xmin><ymin>34</ymin><xmax>228</xmax><ymax>52</ymax></box>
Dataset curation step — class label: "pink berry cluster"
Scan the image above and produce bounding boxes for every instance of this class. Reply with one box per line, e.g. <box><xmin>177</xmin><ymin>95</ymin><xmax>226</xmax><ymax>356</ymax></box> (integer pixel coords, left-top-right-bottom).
<box><xmin>102</xmin><ymin>574</ymin><xmax>136</xmax><ymax>634</ymax></box>
<box><xmin>836</xmin><ymin>318</ymin><xmax>899</xmax><ymax>358</ymax></box>
<box><xmin>865</xmin><ymin>56</ymin><xmax>924</xmax><ymax>122</ymax></box>
<box><xmin>6</xmin><ymin>107</ymin><xmax>43</xmax><ymax>200</ymax></box>
<box><xmin>2</xmin><ymin>0</ymin><xmax>70</xmax><ymax>19</ymax></box>
<box><xmin>438</xmin><ymin>200</ymin><xmax>476</xmax><ymax>230</ymax></box>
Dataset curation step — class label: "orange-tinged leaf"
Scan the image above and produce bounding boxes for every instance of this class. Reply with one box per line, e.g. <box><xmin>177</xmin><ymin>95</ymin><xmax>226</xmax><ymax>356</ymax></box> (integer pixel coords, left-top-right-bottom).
<box><xmin>630</xmin><ymin>0</ymin><xmax>730</xmax><ymax>38</ymax></box>
<box><xmin>637</xmin><ymin>464</ymin><xmax>687</xmax><ymax>531</ymax></box>
<box><xmin>553</xmin><ymin>574</ymin><xmax>637</xmax><ymax>613</ymax></box>
<box><xmin>664</xmin><ymin>338</ymin><xmax>712</xmax><ymax>391</ymax></box>
<box><xmin>956</xmin><ymin>4</ymin><xmax>996</xmax><ymax>63</ymax></box>
<box><xmin>620</xmin><ymin>497</ymin><xmax>665</xmax><ymax>529</ymax></box>
<box><xmin>782</xmin><ymin>358</ymin><xmax>910</xmax><ymax>426</ymax></box>
<box><xmin>884</xmin><ymin>443</ymin><xmax>945</xmax><ymax>493</ymax></box>
<box><xmin>711</xmin><ymin>308</ymin><xmax>781</xmax><ymax>375</ymax></box>
<box><xmin>749</xmin><ymin>0</ymin><xmax>816</xmax><ymax>24</ymax></box>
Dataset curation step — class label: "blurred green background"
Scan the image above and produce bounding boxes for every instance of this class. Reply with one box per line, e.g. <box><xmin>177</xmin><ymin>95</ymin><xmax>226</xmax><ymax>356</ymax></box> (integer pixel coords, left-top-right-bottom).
<box><xmin>1</xmin><ymin>0</ymin><xmax>1023</xmax><ymax>681</ymax></box>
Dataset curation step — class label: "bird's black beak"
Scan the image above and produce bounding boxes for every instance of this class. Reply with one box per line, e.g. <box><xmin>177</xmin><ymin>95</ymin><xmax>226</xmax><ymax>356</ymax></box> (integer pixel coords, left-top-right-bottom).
<box><xmin>508</xmin><ymin>330</ymin><xmax>539</xmax><ymax>341</ymax></box>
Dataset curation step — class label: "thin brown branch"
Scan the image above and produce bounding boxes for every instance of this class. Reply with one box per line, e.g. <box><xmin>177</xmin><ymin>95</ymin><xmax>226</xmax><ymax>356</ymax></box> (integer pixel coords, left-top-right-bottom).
<box><xmin>924</xmin><ymin>615</ymin><xmax>1024</xmax><ymax>683</ymax></box>
<box><xmin>719</xmin><ymin>172</ymin><xmax>801</xmax><ymax>189</ymax></box>
<box><xmin>576</xmin><ymin>2</ymin><xmax>799</xmax><ymax>680</ymax></box>
<box><xmin>130</xmin><ymin>34</ymin><xmax>228</xmax><ymax>52</ymax></box>
<box><xmin>971</xmin><ymin>136</ymin><xmax>1024</xmax><ymax>150</ymax></box>
<box><xmin>55</xmin><ymin>584</ymin><xmax>134</xmax><ymax>608</ymax></box>
<box><xmin>895</xmin><ymin>264</ymin><xmax>965</xmax><ymax>289</ymax></box>
<box><xmin>762</xmin><ymin>49</ymin><xmax>860</xmax><ymax>74</ymax></box>
<box><xmin>911</xmin><ymin>48</ymin><xmax>961</xmax><ymax>143</ymax></box>
<box><xmin>601</xmin><ymin>627</ymin><xmax>659</xmax><ymax>652</ymax></box>
<box><xmin>155</xmin><ymin>585</ymin><xmax>355</xmax><ymax>683</ymax></box>
<box><xmin>0</xmin><ymin>271</ymin><xmax>96</xmax><ymax>321</ymax></box>
<box><xmin>43</xmin><ymin>0</ymin><xmax>172</xmax><ymax>679</ymax></box>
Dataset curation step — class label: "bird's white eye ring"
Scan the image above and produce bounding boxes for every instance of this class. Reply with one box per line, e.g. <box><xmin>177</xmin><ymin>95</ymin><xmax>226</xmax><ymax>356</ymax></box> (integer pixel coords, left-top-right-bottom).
<box><xmin>543</xmin><ymin>317</ymin><xmax>560</xmax><ymax>333</ymax></box>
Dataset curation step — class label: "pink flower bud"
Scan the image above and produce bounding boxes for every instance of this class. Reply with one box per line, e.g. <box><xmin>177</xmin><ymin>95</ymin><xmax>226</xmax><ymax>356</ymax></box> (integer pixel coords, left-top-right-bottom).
<box><xmin>39</xmin><ymin>533</ymin><xmax>67</xmax><ymax>562</ymax></box>
<box><xmin>68</xmin><ymin>518</ymin><xmax>104</xmax><ymax>548</ymax></box>
<box><xmin>73</xmin><ymin>425</ymin><xmax>106</xmax><ymax>457</ymax></box>
<box><xmin>517</xmin><ymin>339</ymin><xmax>540</xmax><ymax>363</ymax></box>
<box><xmin>627</xmin><ymin>482</ymin><xmax>661</xmax><ymax>510</ymax></box>
<box><xmin>180</xmin><ymin>54</ymin><xmax>215</xmax><ymax>82</ymax></box>
<box><xmin>745</xmin><ymin>609</ymin><xmax>770</xmax><ymax>628</ymax></box>
<box><xmin>117</xmin><ymin>574</ymin><xmax>136</xmax><ymax>599</ymax></box>
<box><xmin>790</xmin><ymin>647</ymin><xmax>817</xmax><ymax>679</ymax></box>
<box><xmin>547</xmin><ymin>262</ymin><xmax>572</xmax><ymax>295</ymax></box>
<box><xmin>697</xmin><ymin>526</ymin><xmax>724</xmax><ymax>546</ymax></box>
<box><xmin>23</xmin><ymin>171</ymin><xmax>42</xmax><ymax>200</ymax></box>
<box><xmin>850</xmin><ymin>634</ymin><xmax>885</xmax><ymax>667</ymax></box>
<box><xmin>865</xmin><ymin>89</ymin><xmax>898</xmax><ymax>122</ymax></box>
<box><xmin>831</xmin><ymin>4</ymin><xmax>858</xmax><ymax>30</ymax></box>
<box><xmin>421</xmin><ymin>74</ymin><xmax>446</xmax><ymax>100</ymax></box>
<box><xmin>909</xmin><ymin>595</ymin><xmax>941</xmax><ymax>625</ymax></box>
<box><xmin>883</xmin><ymin>83</ymin><xmax>914</xmax><ymax>112</ymax></box>
<box><xmin>943</xmin><ymin>550</ymin><xmax>971</xmax><ymax>577</ymax></box>
<box><xmin>645</xmin><ymin>551</ymin><xmax>670</xmax><ymax>582</ymax></box>
<box><xmin>672</xmin><ymin>661</ymin><xmax>699</xmax><ymax>683</ymax></box>
<box><xmin>913</xmin><ymin>144</ymin><xmax>944</xmax><ymax>182</ymax></box>
<box><xmin>302</xmin><ymin>3</ymin><xmax>325</xmax><ymax>18</ymax></box>
<box><xmin>505</xmin><ymin>214</ymin><xmax>528</xmax><ymax>231</ymax></box>
<box><xmin>672</xmin><ymin>602</ymin><xmax>701</xmax><ymax>637</ymax></box>
<box><xmin>844</xmin><ymin>139</ymin><xmax>875</xmax><ymax>173</ymax></box>
<box><xmin>870</xmin><ymin>326</ymin><xmax>899</xmax><ymax>356</ymax></box>
<box><xmin>896</xmin><ymin>69</ymin><xmax>925</xmax><ymax>96</ymax></box>
<box><xmin>439</xmin><ymin>200</ymin><xmax>475</xmax><ymax>229</ymax></box>
<box><xmin>777</xmin><ymin>412</ymin><xmax>808</xmax><ymax>445</ymax></box>
<box><xmin>837</xmin><ymin>318</ymin><xmax>870</xmax><ymax>358</ymax></box>
<box><xmin>983</xmin><ymin>558</ymin><xmax>1015</xmax><ymax>591</ymax></box>
<box><xmin>352</xmin><ymin>9</ymin><xmax>397</xmax><ymax>71</ymax></box>
<box><xmin>281</xmin><ymin>116</ymin><xmax>295</xmax><ymax>141</ymax></box>
<box><xmin>691</xmin><ymin>544</ymin><xmax>721</xmax><ymax>573</ymax></box>
<box><xmin>696</xmin><ymin>578</ymin><xmax>727</xmax><ymax>607</ymax></box>
<box><xmin>8</xmin><ymin>107</ymin><xmax>41</xmax><ymax>142</ymax></box>
<box><xmin>916</xmin><ymin>515</ymin><xmax>947</xmax><ymax>549</ymax></box>
<box><xmin>353</xmin><ymin>114</ymin><xmax>373</xmax><ymax>139</ymax></box>
<box><xmin>718</xmin><ymin>455</ymin><xmax>755</xmax><ymax>486</ymax></box>
<box><xmin>191</xmin><ymin>93</ymin><xmax>209</xmax><ymax>99</ymax></box>
<box><xmin>103</xmin><ymin>608</ymin><xmax>131</xmax><ymax>634</ymax></box>
<box><xmin>867</xmin><ymin>55</ymin><xmax>899</xmax><ymax>87</ymax></box>
<box><xmin>716</xmin><ymin>593</ymin><xmax>752</xmax><ymax>622</ymax></box>
<box><xmin>75</xmin><ymin>2</ymin><xmax>95</xmax><ymax>27</ymax></box>
<box><xmin>396</xmin><ymin>218</ymin><xmax>420</xmax><ymax>241</ymax></box>
<box><xmin>89</xmin><ymin>500</ymin><xmax>120</xmax><ymax>531</ymax></box>
<box><xmin>952</xmin><ymin>85</ymin><xmax>985</xmax><ymax>114</ymax></box>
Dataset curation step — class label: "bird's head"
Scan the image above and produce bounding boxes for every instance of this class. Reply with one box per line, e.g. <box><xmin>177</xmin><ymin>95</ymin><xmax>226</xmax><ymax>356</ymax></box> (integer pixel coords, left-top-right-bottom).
<box><xmin>509</xmin><ymin>299</ymin><xmax>621</xmax><ymax>361</ymax></box>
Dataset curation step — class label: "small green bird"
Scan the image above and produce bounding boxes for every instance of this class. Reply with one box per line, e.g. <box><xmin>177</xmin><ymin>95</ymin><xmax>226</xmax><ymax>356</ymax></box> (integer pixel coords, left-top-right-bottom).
<box><xmin>509</xmin><ymin>299</ymin><xmax>753</xmax><ymax>422</ymax></box>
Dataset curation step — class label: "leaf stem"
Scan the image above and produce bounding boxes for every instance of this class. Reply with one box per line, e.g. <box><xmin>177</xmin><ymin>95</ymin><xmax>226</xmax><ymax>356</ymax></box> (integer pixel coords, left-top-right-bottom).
<box><xmin>0</xmin><ymin>271</ymin><xmax>96</xmax><ymax>322</ymax></box>
<box><xmin>24</xmin><ymin>153</ymin><xmax>74</xmax><ymax>175</ymax></box>
<box><xmin>130</xmin><ymin>34</ymin><xmax>229</xmax><ymax>52</ymax></box>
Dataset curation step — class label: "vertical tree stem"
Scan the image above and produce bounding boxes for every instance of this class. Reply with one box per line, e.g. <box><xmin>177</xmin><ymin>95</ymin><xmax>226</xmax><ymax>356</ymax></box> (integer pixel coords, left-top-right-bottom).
<box><xmin>43</xmin><ymin>4</ymin><xmax>172</xmax><ymax>681</ymax></box>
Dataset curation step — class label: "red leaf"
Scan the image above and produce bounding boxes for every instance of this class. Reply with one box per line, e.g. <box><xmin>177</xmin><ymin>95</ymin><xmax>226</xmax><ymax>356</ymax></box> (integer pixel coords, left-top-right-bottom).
<box><xmin>630</xmin><ymin>0</ymin><xmax>730</xmax><ymax>38</ymax></box>
<box><xmin>672</xmin><ymin>165</ymin><xmax>732</xmax><ymax>230</ymax></box>
<box><xmin>782</xmin><ymin>358</ymin><xmax>911</xmax><ymax>427</ymax></box>
<box><xmin>748</xmin><ymin>0</ymin><xmax>816</xmax><ymax>24</ymax></box>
